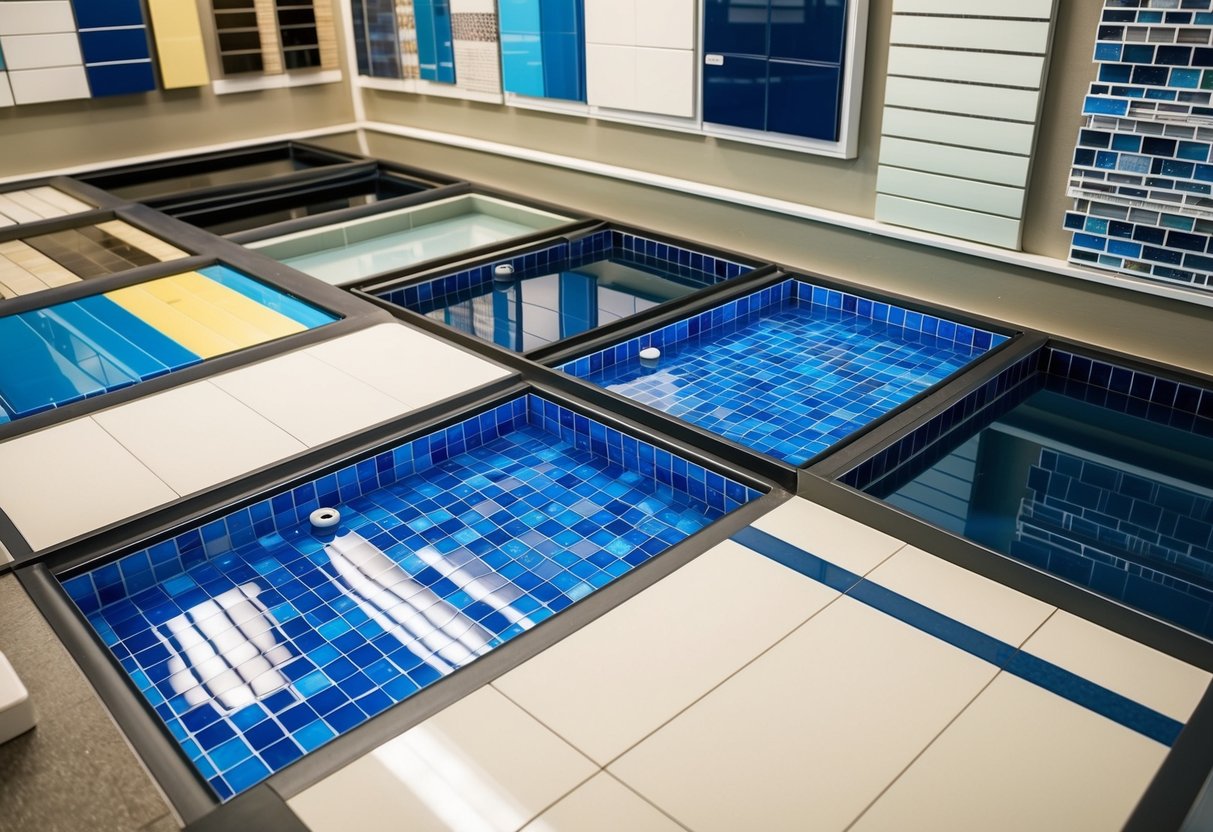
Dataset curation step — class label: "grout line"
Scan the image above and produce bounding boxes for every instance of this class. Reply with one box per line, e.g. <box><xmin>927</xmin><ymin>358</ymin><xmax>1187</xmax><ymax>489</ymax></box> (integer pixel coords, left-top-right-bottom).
<box><xmin>608</xmin><ymin>772</ymin><xmax>694</xmax><ymax>832</ymax></box>
<box><xmin>87</xmin><ymin>416</ymin><xmax>183</xmax><ymax>499</ymax></box>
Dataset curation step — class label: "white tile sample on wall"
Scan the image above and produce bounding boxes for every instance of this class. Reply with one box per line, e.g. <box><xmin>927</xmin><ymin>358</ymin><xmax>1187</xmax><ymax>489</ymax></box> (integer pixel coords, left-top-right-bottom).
<box><xmin>0</xmin><ymin>1</ymin><xmax>89</xmax><ymax>105</ymax></box>
<box><xmin>450</xmin><ymin>0</ymin><xmax>501</xmax><ymax>95</ymax></box>
<box><xmin>874</xmin><ymin>0</ymin><xmax>1058</xmax><ymax>249</ymax></box>
<box><xmin>583</xmin><ymin>0</ymin><xmax>695</xmax><ymax>118</ymax></box>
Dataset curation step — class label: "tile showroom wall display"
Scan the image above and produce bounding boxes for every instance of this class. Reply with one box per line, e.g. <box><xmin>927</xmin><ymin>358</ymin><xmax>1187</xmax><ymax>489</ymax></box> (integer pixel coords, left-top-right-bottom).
<box><xmin>1067</xmin><ymin>0</ymin><xmax>1213</xmax><ymax>293</ymax></box>
<box><xmin>211</xmin><ymin>0</ymin><xmax>339</xmax><ymax>76</ymax></box>
<box><xmin>498</xmin><ymin>0</ymin><xmax>585</xmax><ymax>102</ymax></box>
<box><xmin>584</xmin><ymin>0</ymin><xmax>695</xmax><ymax>118</ymax></box>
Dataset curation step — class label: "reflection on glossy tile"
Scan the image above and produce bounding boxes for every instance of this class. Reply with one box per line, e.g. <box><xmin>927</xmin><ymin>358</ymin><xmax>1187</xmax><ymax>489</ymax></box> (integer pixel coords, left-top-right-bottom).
<box><xmin>495</xmin><ymin>539</ymin><xmax>836</xmax><ymax>765</ymax></box>
<box><xmin>289</xmin><ymin>687</ymin><xmax>597</xmax><ymax>832</ymax></box>
<box><xmin>610</xmin><ymin>597</ymin><xmax>997</xmax><ymax>832</ymax></box>
<box><xmin>522</xmin><ymin>773</ymin><xmax>682</xmax><ymax>832</ymax></box>
<box><xmin>867</xmin><ymin>546</ymin><xmax>1054</xmax><ymax>646</ymax></box>
<box><xmin>851</xmin><ymin>674</ymin><xmax>1169</xmax><ymax>832</ymax></box>
<box><xmin>1022</xmin><ymin>610</ymin><xmax>1211</xmax><ymax>722</ymax></box>
<box><xmin>751</xmin><ymin>498</ymin><xmax>903</xmax><ymax>576</ymax></box>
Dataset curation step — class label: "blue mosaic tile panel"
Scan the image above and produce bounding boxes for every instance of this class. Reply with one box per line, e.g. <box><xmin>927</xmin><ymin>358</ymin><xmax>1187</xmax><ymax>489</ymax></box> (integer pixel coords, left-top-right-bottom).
<box><xmin>62</xmin><ymin>393</ymin><xmax>761</xmax><ymax>800</ymax></box>
<box><xmin>561</xmin><ymin>278</ymin><xmax>1008</xmax><ymax>466</ymax></box>
<box><xmin>377</xmin><ymin>228</ymin><xmax>755</xmax><ymax>312</ymax></box>
<box><xmin>1068</xmin><ymin>0</ymin><xmax>1213</xmax><ymax>292</ymax></box>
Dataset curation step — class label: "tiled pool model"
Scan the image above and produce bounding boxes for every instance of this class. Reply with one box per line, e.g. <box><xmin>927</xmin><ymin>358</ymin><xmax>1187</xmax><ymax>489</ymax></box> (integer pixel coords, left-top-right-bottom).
<box><xmin>845</xmin><ymin>346</ymin><xmax>1213</xmax><ymax>639</ymax></box>
<box><xmin>561</xmin><ymin>278</ymin><xmax>1009</xmax><ymax>465</ymax></box>
<box><xmin>0</xmin><ymin>186</ymin><xmax>94</xmax><ymax>227</ymax></box>
<box><xmin>246</xmin><ymin>195</ymin><xmax>577</xmax><ymax>286</ymax></box>
<box><xmin>0</xmin><ymin>220</ymin><xmax>188</xmax><ymax>299</ymax></box>
<box><xmin>0</xmin><ymin>265</ymin><xmax>335</xmax><ymax>423</ymax></box>
<box><xmin>79</xmin><ymin>143</ymin><xmax>361</xmax><ymax>201</ymax></box>
<box><xmin>61</xmin><ymin>393</ymin><xmax>761</xmax><ymax>799</ymax></box>
<box><xmin>368</xmin><ymin>228</ymin><xmax>758</xmax><ymax>354</ymax></box>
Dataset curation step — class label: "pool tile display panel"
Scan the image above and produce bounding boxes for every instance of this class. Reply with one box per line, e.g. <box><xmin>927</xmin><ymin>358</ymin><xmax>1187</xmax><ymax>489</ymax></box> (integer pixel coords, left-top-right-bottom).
<box><xmin>70</xmin><ymin>0</ymin><xmax>156</xmax><ymax>96</ymax></box>
<box><xmin>562</xmin><ymin>279</ymin><xmax>1007</xmax><ymax>465</ymax></box>
<box><xmin>499</xmin><ymin>0</ymin><xmax>585</xmax><ymax>102</ymax></box>
<box><xmin>0</xmin><ymin>220</ymin><xmax>188</xmax><ymax>299</ymax></box>
<box><xmin>1067</xmin><ymin>0</ymin><xmax>1213</xmax><ymax>292</ymax></box>
<box><xmin>61</xmin><ymin>393</ymin><xmax>761</xmax><ymax>800</ymax></box>
<box><xmin>850</xmin><ymin>348</ymin><xmax>1213</xmax><ymax>639</ymax></box>
<box><xmin>378</xmin><ymin>228</ymin><xmax>755</xmax><ymax>352</ymax></box>
<box><xmin>0</xmin><ymin>265</ymin><xmax>335</xmax><ymax>420</ymax></box>
<box><xmin>0</xmin><ymin>186</ymin><xmax>92</xmax><ymax>227</ymax></box>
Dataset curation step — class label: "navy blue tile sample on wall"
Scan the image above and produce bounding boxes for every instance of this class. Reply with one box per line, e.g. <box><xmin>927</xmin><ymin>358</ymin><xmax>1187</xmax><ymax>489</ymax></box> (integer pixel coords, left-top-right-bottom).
<box><xmin>352</xmin><ymin>0</ymin><xmax>403</xmax><ymax>78</ymax></box>
<box><xmin>703</xmin><ymin>0</ymin><xmax>767</xmax><ymax>56</ymax></box>
<box><xmin>767</xmin><ymin>61</ymin><xmax>840</xmax><ymax>142</ymax></box>
<box><xmin>703</xmin><ymin>55</ymin><xmax>767</xmax><ymax>132</ymax></box>
<box><xmin>71</xmin><ymin>0</ymin><xmax>156</xmax><ymax>97</ymax></box>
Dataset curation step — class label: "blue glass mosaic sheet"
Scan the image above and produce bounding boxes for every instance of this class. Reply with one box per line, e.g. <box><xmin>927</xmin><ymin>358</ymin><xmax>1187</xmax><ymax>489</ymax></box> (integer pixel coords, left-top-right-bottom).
<box><xmin>62</xmin><ymin>393</ymin><xmax>761</xmax><ymax>800</ymax></box>
<box><xmin>849</xmin><ymin>346</ymin><xmax>1213</xmax><ymax>639</ymax></box>
<box><xmin>376</xmin><ymin>227</ymin><xmax>756</xmax><ymax>353</ymax></box>
<box><xmin>560</xmin><ymin>279</ymin><xmax>1007</xmax><ymax>465</ymax></box>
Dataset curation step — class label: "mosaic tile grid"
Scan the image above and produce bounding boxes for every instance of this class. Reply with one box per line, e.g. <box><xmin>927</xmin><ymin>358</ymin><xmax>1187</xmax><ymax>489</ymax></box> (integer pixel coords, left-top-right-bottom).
<box><xmin>561</xmin><ymin>279</ymin><xmax>1007</xmax><ymax>466</ymax></box>
<box><xmin>377</xmin><ymin>228</ymin><xmax>755</xmax><ymax>313</ymax></box>
<box><xmin>1068</xmin><ymin>0</ymin><xmax>1213</xmax><ymax>290</ymax></box>
<box><xmin>62</xmin><ymin>393</ymin><xmax>761</xmax><ymax>800</ymax></box>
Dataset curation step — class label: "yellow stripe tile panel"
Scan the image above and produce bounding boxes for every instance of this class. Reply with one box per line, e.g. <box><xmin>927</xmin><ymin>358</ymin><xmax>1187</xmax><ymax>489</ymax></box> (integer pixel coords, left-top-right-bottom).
<box><xmin>171</xmin><ymin>271</ymin><xmax>306</xmax><ymax>341</ymax></box>
<box><xmin>146</xmin><ymin>0</ymin><xmax>211</xmax><ymax>89</ymax></box>
<box><xmin>95</xmin><ymin>220</ymin><xmax>189</xmax><ymax>262</ymax></box>
<box><xmin>105</xmin><ymin>283</ymin><xmax>242</xmax><ymax>359</ymax></box>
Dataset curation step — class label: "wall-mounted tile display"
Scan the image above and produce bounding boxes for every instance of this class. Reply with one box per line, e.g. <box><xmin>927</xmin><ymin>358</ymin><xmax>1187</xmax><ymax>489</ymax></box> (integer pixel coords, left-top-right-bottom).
<box><xmin>415</xmin><ymin>0</ymin><xmax>455</xmax><ymax>82</ymax></box>
<box><xmin>0</xmin><ymin>186</ymin><xmax>93</xmax><ymax>227</ymax></box>
<box><xmin>874</xmin><ymin>0</ymin><xmax>1057</xmax><ymax>250</ymax></box>
<box><xmin>499</xmin><ymin>0</ymin><xmax>585</xmax><ymax>101</ymax></box>
<box><xmin>450</xmin><ymin>0</ymin><xmax>500</xmax><ymax>93</ymax></box>
<box><xmin>584</xmin><ymin>0</ymin><xmax>694</xmax><ymax>117</ymax></box>
<box><xmin>70</xmin><ymin>0</ymin><xmax>156</xmax><ymax>97</ymax></box>
<box><xmin>0</xmin><ymin>1</ymin><xmax>89</xmax><ymax>105</ymax></box>
<box><xmin>1066</xmin><ymin>0</ymin><xmax>1213</xmax><ymax>292</ymax></box>
<box><xmin>0</xmin><ymin>40</ymin><xmax>14</xmax><ymax>107</ymax></box>
<box><xmin>211</xmin><ymin>0</ymin><xmax>338</xmax><ymax>76</ymax></box>
<box><xmin>145</xmin><ymin>0</ymin><xmax>211</xmax><ymax>88</ymax></box>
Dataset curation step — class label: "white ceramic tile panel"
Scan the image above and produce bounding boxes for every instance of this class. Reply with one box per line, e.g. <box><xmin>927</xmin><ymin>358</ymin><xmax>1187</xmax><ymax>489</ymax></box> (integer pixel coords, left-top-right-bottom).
<box><xmin>749</xmin><ymin>497</ymin><xmax>904</xmax><ymax>576</ymax></box>
<box><xmin>0</xmin><ymin>418</ymin><xmax>177</xmax><ymax>551</ymax></box>
<box><xmin>0</xmin><ymin>33</ymin><xmax>81</xmax><ymax>70</ymax></box>
<box><xmin>881</xmin><ymin>107</ymin><xmax>1036</xmax><ymax>155</ymax></box>
<box><xmin>0</xmin><ymin>1</ymin><xmax>76</xmax><ymax>36</ymax></box>
<box><xmin>0</xmin><ymin>75</ymin><xmax>12</xmax><ymax>108</ymax></box>
<box><xmin>27</xmin><ymin>186</ymin><xmax>90</xmax><ymax>214</ymax></box>
<box><xmin>584</xmin><ymin>0</ymin><xmax>693</xmax><ymax>117</ymax></box>
<box><xmin>7</xmin><ymin>65</ymin><xmax>89</xmax><ymax>104</ymax></box>
<box><xmin>877</xmin><ymin>166</ymin><xmax>1028</xmax><ymax>219</ymax></box>
<box><xmin>495</xmin><ymin>539</ymin><xmax>838</xmax><ymax>765</ymax></box>
<box><xmin>609</xmin><ymin>596</ymin><xmax>1000</xmax><ymax>831</ymax></box>
<box><xmin>876</xmin><ymin>194</ymin><xmax>1022</xmax><ymax>249</ymax></box>
<box><xmin>586</xmin><ymin>43</ymin><xmax>637</xmax><ymax>111</ymax></box>
<box><xmin>635</xmin><ymin>0</ymin><xmax>694</xmax><ymax>51</ymax></box>
<box><xmin>876</xmin><ymin>1</ymin><xmax>1056</xmax><ymax>249</ymax></box>
<box><xmin>3</xmin><ymin>188</ymin><xmax>66</xmax><ymax>219</ymax></box>
<box><xmin>635</xmin><ymin>47</ymin><xmax>694</xmax><ymax>118</ymax></box>
<box><xmin>289</xmin><ymin>687</ymin><xmax>597</xmax><ymax>832</ymax></box>
<box><xmin>584</xmin><ymin>0</ymin><xmax>634</xmax><ymax>46</ymax></box>
<box><xmin>0</xmin><ymin>194</ymin><xmax>42</xmax><ymax>224</ymax></box>
<box><xmin>522</xmin><ymin>773</ymin><xmax>683</xmax><ymax>832</ymax></box>
<box><xmin>879</xmin><ymin>137</ymin><xmax>1030</xmax><ymax>188</ymax></box>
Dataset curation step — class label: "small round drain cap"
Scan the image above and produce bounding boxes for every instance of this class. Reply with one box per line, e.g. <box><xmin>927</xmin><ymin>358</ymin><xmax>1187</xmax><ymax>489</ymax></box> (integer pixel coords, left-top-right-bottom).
<box><xmin>639</xmin><ymin>347</ymin><xmax>661</xmax><ymax>361</ymax></box>
<box><xmin>309</xmin><ymin>507</ymin><xmax>342</xmax><ymax>529</ymax></box>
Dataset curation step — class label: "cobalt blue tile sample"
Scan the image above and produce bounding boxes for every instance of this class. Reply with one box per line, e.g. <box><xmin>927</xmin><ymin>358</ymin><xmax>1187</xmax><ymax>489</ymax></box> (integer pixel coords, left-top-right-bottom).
<box><xmin>703</xmin><ymin>56</ymin><xmax>768</xmax><ymax>132</ymax></box>
<box><xmin>766</xmin><ymin>61</ymin><xmax>842</xmax><ymax>142</ymax></box>
<box><xmin>71</xmin><ymin>0</ymin><xmax>156</xmax><ymax>97</ymax></box>
<box><xmin>703</xmin><ymin>0</ymin><xmax>767</xmax><ymax>56</ymax></box>
<box><xmin>376</xmin><ymin>228</ymin><xmax>757</xmax><ymax>353</ymax></box>
<box><xmin>851</xmin><ymin>344</ymin><xmax>1213</xmax><ymax>638</ymax></box>
<box><xmin>415</xmin><ymin>0</ymin><xmax>456</xmax><ymax>84</ymax></box>
<box><xmin>562</xmin><ymin>278</ymin><xmax>1007</xmax><ymax>465</ymax></box>
<box><xmin>769</xmin><ymin>0</ymin><xmax>847</xmax><ymax>64</ymax></box>
<box><xmin>499</xmin><ymin>0</ymin><xmax>584</xmax><ymax>101</ymax></box>
<box><xmin>62</xmin><ymin>393</ymin><xmax>761</xmax><ymax>800</ymax></box>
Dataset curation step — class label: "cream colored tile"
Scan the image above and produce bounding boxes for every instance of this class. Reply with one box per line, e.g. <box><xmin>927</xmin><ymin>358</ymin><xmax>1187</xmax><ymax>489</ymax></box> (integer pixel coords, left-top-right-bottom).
<box><xmin>92</xmin><ymin>382</ymin><xmax>306</xmax><ymax>496</ymax></box>
<box><xmin>867</xmin><ymin>546</ymin><xmax>1055</xmax><ymax>646</ymax></box>
<box><xmin>610</xmin><ymin>596</ymin><xmax>997</xmax><ymax>832</ymax></box>
<box><xmin>0</xmin><ymin>537</ymin><xmax>12</xmax><ymax>565</ymax></box>
<box><xmin>750</xmin><ymin>498</ymin><xmax>904</xmax><ymax>576</ymax></box>
<box><xmin>523</xmin><ymin>773</ymin><xmax>682</xmax><ymax>832</ymax></box>
<box><xmin>496</xmin><ymin>540</ymin><xmax>837</xmax><ymax>765</ymax></box>
<box><xmin>1022</xmin><ymin>611</ymin><xmax>1211</xmax><ymax>722</ymax></box>
<box><xmin>0</xmin><ymin>419</ymin><xmax>177</xmax><ymax>551</ymax></box>
<box><xmin>211</xmin><ymin>351</ymin><xmax>409</xmax><ymax>447</ymax></box>
<box><xmin>290</xmin><ymin>687</ymin><xmax>597</xmax><ymax>832</ymax></box>
<box><xmin>851</xmin><ymin>674</ymin><xmax>1169</xmax><ymax>832</ymax></box>
<box><xmin>305</xmin><ymin>323</ymin><xmax>513</xmax><ymax>409</ymax></box>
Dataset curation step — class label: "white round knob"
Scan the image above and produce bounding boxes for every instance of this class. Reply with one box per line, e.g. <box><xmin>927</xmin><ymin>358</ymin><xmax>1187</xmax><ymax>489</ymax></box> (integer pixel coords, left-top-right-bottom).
<box><xmin>493</xmin><ymin>263</ymin><xmax>515</xmax><ymax>279</ymax></box>
<box><xmin>639</xmin><ymin>347</ymin><xmax>661</xmax><ymax>361</ymax></box>
<box><xmin>309</xmin><ymin>507</ymin><xmax>342</xmax><ymax>529</ymax></box>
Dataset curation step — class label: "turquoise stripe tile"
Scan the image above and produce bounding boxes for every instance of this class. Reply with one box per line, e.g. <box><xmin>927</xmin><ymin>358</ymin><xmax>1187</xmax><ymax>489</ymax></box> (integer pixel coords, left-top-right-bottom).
<box><xmin>74</xmin><ymin>294</ymin><xmax>202</xmax><ymax>373</ymax></box>
<box><xmin>197</xmin><ymin>265</ymin><xmax>337</xmax><ymax>329</ymax></box>
<box><xmin>44</xmin><ymin>301</ymin><xmax>172</xmax><ymax>381</ymax></box>
<box><xmin>0</xmin><ymin>315</ymin><xmax>108</xmax><ymax>416</ymax></box>
<box><xmin>20</xmin><ymin>308</ymin><xmax>142</xmax><ymax>391</ymax></box>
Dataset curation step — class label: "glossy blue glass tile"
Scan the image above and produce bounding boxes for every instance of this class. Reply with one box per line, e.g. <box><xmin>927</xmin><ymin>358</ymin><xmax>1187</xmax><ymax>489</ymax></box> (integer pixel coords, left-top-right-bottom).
<box><xmin>1084</xmin><ymin>96</ymin><xmax>1130</xmax><ymax>116</ymax></box>
<box><xmin>766</xmin><ymin>61</ymin><xmax>841</xmax><ymax>141</ymax></box>
<box><xmin>769</xmin><ymin>0</ymin><xmax>846</xmax><ymax>63</ymax></box>
<box><xmin>73</xmin><ymin>295</ymin><xmax>201</xmax><ymax>373</ymax></box>
<box><xmin>703</xmin><ymin>55</ymin><xmax>767</xmax><ymax>130</ymax></box>
<box><xmin>0</xmin><ymin>314</ymin><xmax>110</xmax><ymax>417</ymax></box>
<box><xmin>71</xmin><ymin>0</ymin><xmax>145</xmax><ymax>28</ymax></box>
<box><xmin>43</xmin><ymin>302</ymin><xmax>171</xmax><ymax>381</ymax></box>
<box><xmin>500</xmin><ymin>33</ymin><xmax>545</xmax><ymax>97</ymax></box>
<box><xmin>197</xmin><ymin>266</ymin><xmax>337</xmax><ymax>329</ymax></box>
<box><xmin>78</xmin><ymin>29</ymin><xmax>151</xmax><ymax>64</ymax></box>
<box><xmin>539</xmin><ymin>31</ymin><xmax>584</xmax><ymax>101</ymax></box>
<box><xmin>703</xmin><ymin>0</ymin><xmax>767</xmax><ymax>56</ymax></box>
<box><xmin>85</xmin><ymin>62</ymin><xmax>156</xmax><ymax>98</ymax></box>
<box><xmin>415</xmin><ymin>0</ymin><xmax>456</xmax><ymax>84</ymax></box>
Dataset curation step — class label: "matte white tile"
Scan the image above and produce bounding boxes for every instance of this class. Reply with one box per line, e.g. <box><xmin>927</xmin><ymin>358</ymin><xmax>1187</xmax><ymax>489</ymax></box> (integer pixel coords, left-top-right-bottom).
<box><xmin>1022</xmin><ymin>611</ymin><xmax>1211</xmax><ymax>722</ymax></box>
<box><xmin>8</xmin><ymin>66</ymin><xmax>89</xmax><ymax>105</ymax></box>
<box><xmin>496</xmin><ymin>540</ymin><xmax>837</xmax><ymax>765</ymax></box>
<box><xmin>750</xmin><ymin>498</ymin><xmax>904</xmax><ymax>576</ymax></box>
<box><xmin>211</xmin><ymin>351</ymin><xmax>409</xmax><ymax>447</ymax></box>
<box><xmin>636</xmin><ymin>0</ymin><xmax>695</xmax><ymax>50</ymax></box>
<box><xmin>0</xmin><ymin>1</ymin><xmax>77</xmax><ymax>36</ymax></box>
<box><xmin>635</xmin><ymin>48</ymin><xmax>695</xmax><ymax>118</ymax></box>
<box><xmin>0</xmin><ymin>419</ymin><xmax>177</xmax><ymax>551</ymax></box>
<box><xmin>305</xmin><ymin>323</ymin><xmax>513</xmax><ymax>409</ymax></box>
<box><xmin>867</xmin><ymin>546</ymin><xmax>1054</xmax><ymax>646</ymax></box>
<box><xmin>583</xmin><ymin>0</ymin><xmax>634</xmax><ymax>46</ymax></box>
<box><xmin>0</xmin><ymin>75</ymin><xmax>12</xmax><ymax>108</ymax></box>
<box><xmin>850</xmin><ymin>674</ymin><xmax>1169</xmax><ymax>832</ymax></box>
<box><xmin>610</xmin><ymin>596</ymin><xmax>998</xmax><ymax>832</ymax></box>
<box><xmin>586</xmin><ymin>44</ymin><xmax>637</xmax><ymax>112</ymax></box>
<box><xmin>91</xmin><ymin>382</ymin><xmax>307</xmax><ymax>496</ymax></box>
<box><xmin>522</xmin><ymin>773</ymin><xmax>682</xmax><ymax>832</ymax></box>
<box><xmin>290</xmin><ymin>687</ymin><xmax>597</xmax><ymax>832</ymax></box>
<box><xmin>0</xmin><ymin>33</ymin><xmax>82</xmax><ymax>70</ymax></box>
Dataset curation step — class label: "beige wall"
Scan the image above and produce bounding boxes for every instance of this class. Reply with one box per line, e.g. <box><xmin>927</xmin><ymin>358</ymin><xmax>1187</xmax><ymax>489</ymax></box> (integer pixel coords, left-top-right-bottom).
<box><xmin>0</xmin><ymin>0</ymin><xmax>356</xmax><ymax>178</ymax></box>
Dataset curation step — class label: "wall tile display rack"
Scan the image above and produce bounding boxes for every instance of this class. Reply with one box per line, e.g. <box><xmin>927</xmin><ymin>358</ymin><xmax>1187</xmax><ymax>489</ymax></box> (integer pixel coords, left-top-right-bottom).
<box><xmin>584</xmin><ymin>0</ymin><xmax>695</xmax><ymax>118</ymax></box>
<box><xmin>1066</xmin><ymin>0</ymin><xmax>1213</xmax><ymax>295</ymax></box>
<box><xmin>873</xmin><ymin>0</ymin><xmax>1059</xmax><ymax>250</ymax></box>
<box><xmin>0</xmin><ymin>0</ymin><xmax>91</xmax><ymax>106</ymax></box>
<box><xmin>145</xmin><ymin>0</ymin><xmax>211</xmax><ymax>89</ymax></box>
<box><xmin>70</xmin><ymin>0</ymin><xmax>156</xmax><ymax>97</ymax></box>
<box><xmin>210</xmin><ymin>0</ymin><xmax>339</xmax><ymax>76</ymax></box>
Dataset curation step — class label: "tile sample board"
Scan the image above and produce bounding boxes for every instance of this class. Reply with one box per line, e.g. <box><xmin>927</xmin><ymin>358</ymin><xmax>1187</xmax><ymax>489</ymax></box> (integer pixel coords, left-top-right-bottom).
<box><xmin>584</xmin><ymin>0</ymin><xmax>694</xmax><ymax>117</ymax></box>
<box><xmin>0</xmin><ymin>186</ymin><xmax>92</xmax><ymax>228</ymax></box>
<box><xmin>147</xmin><ymin>0</ymin><xmax>211</xmax><ymax>88</ymax></box>
<box><xmin>210</xmin><ymin>0</ymin><xmax>338</xmax><ymax>75</ymax></box>
<box><xmin>0</xmin><ymin>0</ymin><xmax>89</xmax><ymax>105</ymax></box>
<box><xmin>70</xmin><ymin>0</ymin><xmax>156</xmax><ymax>97</ymax></box>
<box><xmin>874</xmin><ymin>0</ymin><xmax>1057</xmax><ymax>249</ymax></box>
<box><xmin>499</xmin><ymin>0</ymin><xmax>585</xmax><ymax>102</ymax></box>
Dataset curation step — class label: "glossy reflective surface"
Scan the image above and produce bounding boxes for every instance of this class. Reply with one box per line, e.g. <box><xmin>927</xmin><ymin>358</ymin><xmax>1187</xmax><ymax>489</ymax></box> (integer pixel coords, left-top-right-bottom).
<box><xmin>103</xmin><ymin>159</ymin><xmax>327</xmax><ymax>201</ymax></box>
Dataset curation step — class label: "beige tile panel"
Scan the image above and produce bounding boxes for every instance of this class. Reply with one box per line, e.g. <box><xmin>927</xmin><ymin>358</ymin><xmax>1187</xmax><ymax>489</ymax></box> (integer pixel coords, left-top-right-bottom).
<box><xmin>749</xmin><ymin>497</ymin><xmax>904</xmax><ymax>576</ymax></box>
<box><xmin>495</xmin><ymin>539</ymin><xmax>838</xmax><ymax>765</ymax></box>
<box><xmin>866</xmin><ymin>546</ymin><xmax>1055</xmax><ymax>646</ymax></box>
<box><xmin>289</xmin><ymin>687</ymin><xmax>597</xmax><ymax>832</ymax></box>
<box><xmin>610</xmin><ymin>596</ymin><xmax>999</xmax><ymax>832</ymax></box>
<box><xmin>1022</xmin><ymin>610</ymin><xmax>1211</xmax><ymax>722</ymax></box>
<box><xmin>313</xmin><ymin>0</ymin><xmax>339</xmax><ymax>69</ymax></box>
<box><xmin>4</xmin><ymin>187</ymin><xmax>67</xmax><ymax>219</ymax></box>
<box><xmin>253</xmin><ymin>0</ymin><xmax>283</xmax><ymax>74</ymax></box>
<box><xmin>26</xmin><ymin>185</ymin><xmax>90</xmax><ymax>215</ymax></box>
<box><xmin>850</xmin><ymin>674</ymin><xmax>1169</xmax><ymax>832</ymax></box>
<box><xmin>0</xmin><ymin>418</ymin><xmax>177</xmax><ymax>551</ymax></box>
<box><xmin>95</xmin><ymin>220</ymin><xmax>188</xmax><ymax>262</ymax></box>
<box><xmin>0</xmin><ymin>193</ymin><xmax>43</xmax><ymax>224</ymax></box>
<box><xmin>522</xmin><ymin>773</ymin><xmax>683</xmax><ymax>832</ymax></box>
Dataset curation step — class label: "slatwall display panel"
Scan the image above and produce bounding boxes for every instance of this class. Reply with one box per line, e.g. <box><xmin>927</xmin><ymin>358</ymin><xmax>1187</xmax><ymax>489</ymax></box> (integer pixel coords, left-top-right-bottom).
<box><xmin>584</xmin><ymin>0</ymin><xmax>694</xmax><ymax>117</ymax></box>
<box><xmin>146</xmin><ymin>0</ymin><xmax>211</xmax><ymax>88</ymax></box>
<box><xmin>1066</xmin><ymin>0</ymin><xmax>1213</xmax><ymax>293</ymax></box>
<box><xmin>71</xmin><ymin>0</ymin><xmax>156</xmax><ymax>97</ymax></box>
<box><xmin>875</xmin><ymin>0</ymin><xmax>1058</xmax><ymax>249</ymax></box>
<box><xmin>0</xmin><ymin>0</ymin><xmax>89</xmax><ymax>105</ymax></box>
